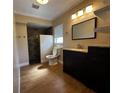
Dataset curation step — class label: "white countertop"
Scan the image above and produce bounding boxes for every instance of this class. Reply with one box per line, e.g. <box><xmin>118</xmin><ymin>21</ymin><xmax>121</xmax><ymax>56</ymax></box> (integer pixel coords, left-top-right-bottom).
<box><xmin>63</xmin><ymin>48</ymin><xmax>88</xmax><ymax>53</ymax></box>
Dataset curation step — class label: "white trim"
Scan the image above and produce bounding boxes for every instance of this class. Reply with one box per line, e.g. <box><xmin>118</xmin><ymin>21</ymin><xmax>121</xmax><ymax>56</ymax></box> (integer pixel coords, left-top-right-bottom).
<box><xmin>19</xmin><ymin>62</ymin><xmax>29</xmax><ymax>67</ymax></box>
<box><xmin>58</xmin><ymin>60</ymin><xmax>63</xmax><ymax>64</ymax></box>
<box><xmin>18</xmin><ymin>68</ymin><xmax>20</xmax><ymax>93</ymax></box>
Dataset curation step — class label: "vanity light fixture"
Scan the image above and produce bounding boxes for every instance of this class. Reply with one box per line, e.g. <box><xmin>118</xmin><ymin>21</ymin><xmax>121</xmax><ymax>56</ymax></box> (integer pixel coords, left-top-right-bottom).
<box><xmin>71</xmin><ymin>5</ymin><xmax>93</xmax><ymax>20</ymax></box>
<box><xmin>86</xmin><ymin>5</ymin><xmax>93</xmax><ymax>13</ymax></box>
<box><xmin>36</xmin><ymin>0</ymin><xmax>49</xmax><ymax>5</ymax></box>
<box><xmin>77</xmin><ymin>10</ymin><xmax>84</xmax><ymax>17</ymax></box>
<box><xmin>71</xmin><ymin>13</ymin><xmax>77</xmax><ymax>20</ymax></box>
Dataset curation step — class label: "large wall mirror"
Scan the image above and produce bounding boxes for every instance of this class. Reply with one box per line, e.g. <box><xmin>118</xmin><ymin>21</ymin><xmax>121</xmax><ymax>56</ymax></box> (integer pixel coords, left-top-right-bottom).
<box><xmin>72</xmin><ymin>17</ymin><xmax>97</xmax><ymax>40</ymax></box>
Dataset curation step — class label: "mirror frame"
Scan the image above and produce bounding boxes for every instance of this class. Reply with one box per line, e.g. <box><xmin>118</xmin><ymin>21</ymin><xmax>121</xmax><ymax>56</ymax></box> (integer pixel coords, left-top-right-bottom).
<box><xmin>72</xmin><ymin>17</ymin><xmax>97</xmax><ymax>40</ymax></box>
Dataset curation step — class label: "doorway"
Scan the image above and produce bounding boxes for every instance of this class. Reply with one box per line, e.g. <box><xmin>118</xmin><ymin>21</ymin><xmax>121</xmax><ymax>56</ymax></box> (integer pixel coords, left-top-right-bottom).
<box><xmin>27</xmin><ymin>24</ymin><xmax>53</xmax><ymax>64</ymax></box>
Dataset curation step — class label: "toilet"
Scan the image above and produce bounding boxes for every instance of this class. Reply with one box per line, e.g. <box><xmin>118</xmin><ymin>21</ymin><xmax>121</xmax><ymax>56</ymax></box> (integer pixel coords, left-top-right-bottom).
<box><xmin>46</xmin><ymin>47</ymin><xmax>61</xmax><ymax>65</ymax></box>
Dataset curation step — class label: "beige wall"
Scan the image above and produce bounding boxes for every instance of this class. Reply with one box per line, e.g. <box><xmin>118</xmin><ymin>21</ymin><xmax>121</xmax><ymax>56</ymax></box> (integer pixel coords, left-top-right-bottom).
<box><xmin>53</xmin><ymin>0</ymin><xmax>110</xmax><ymax>49</ymax></box>
<box><xmin>16</xmin><ymin>23</ymin><xmax>29</xmax><ymax>66</ymax></box>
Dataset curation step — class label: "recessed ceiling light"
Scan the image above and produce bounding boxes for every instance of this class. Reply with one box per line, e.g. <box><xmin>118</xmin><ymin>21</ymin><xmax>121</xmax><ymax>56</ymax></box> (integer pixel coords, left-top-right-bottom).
<box><xmin>36</xmin><ymin>0</ymin><xmax>49</xmax><ymax>5</ymax></box>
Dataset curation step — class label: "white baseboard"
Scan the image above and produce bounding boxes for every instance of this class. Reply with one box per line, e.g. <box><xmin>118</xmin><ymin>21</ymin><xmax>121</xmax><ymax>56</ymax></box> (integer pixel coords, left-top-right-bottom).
<box><xmin>58</xmin><ymin>60</ymin><xmax>63</xmax><ymax>64</ymax></box>
<box><xmin>19</xmin><ymin>62</ymin><xmax>29</xmax><ymax>67</ymax></box>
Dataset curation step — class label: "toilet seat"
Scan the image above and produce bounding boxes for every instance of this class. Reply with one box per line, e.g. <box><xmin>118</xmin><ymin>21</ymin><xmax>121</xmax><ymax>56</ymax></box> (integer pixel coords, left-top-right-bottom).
<box><xmin>46</xmin><ymin>46</ymin><xmax>61</xmax><ymax>65</ymax></box>
<box><xmin>46</xmin><ymin>55</ymin><xmax>57</xmax><ymax>59</ymax></box>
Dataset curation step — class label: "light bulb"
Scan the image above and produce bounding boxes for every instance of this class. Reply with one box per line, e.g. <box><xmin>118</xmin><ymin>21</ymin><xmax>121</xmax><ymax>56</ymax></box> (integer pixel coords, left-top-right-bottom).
<box><xmin>77</xmin><ymin>10</ymin><xmax>84</xmax><ymax>17</ymax></box>
<box><xmin>86</xmin><ymin>5</ymin><xmax>93</xmax><ymax>13</ymax></box>
<box><xmin>71</xmin><ymin>14</ymin><xmax>77</xmax><ymax>20</ymax></box>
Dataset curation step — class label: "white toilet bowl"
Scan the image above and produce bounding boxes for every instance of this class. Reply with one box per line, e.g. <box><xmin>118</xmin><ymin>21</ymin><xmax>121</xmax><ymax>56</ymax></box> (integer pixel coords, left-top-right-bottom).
<box><xmin>46</xmin><ymin>47</ymin><xmax>61</xmax><ymax>65</ymax></box>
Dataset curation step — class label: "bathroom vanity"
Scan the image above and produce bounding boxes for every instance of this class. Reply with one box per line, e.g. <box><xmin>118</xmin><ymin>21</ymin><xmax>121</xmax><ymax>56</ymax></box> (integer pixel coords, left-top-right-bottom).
<box><xmin>63</xmin><ymin>46</ymin><xmax>110</xmax><ymax>93</ymax></box>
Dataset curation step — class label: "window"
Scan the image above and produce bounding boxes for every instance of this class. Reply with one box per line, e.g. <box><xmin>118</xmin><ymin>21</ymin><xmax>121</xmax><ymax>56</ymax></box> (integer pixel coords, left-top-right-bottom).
<box><xmin>55</xmin><ymin>37</ymin><xmax>63</xmax><ymax>44</ymax></box>
<box><xmin>54</xmin><ymin>24</ymin><xmax>63</xmax><ymax>44</ymax></box>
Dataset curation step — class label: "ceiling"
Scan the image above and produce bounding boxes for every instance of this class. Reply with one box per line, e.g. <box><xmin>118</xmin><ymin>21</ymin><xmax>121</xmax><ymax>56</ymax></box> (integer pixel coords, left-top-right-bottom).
<box><xmin>14</xmin><ymin>0</ymin><xmax>83</xmax><ymax>20</ymax></box>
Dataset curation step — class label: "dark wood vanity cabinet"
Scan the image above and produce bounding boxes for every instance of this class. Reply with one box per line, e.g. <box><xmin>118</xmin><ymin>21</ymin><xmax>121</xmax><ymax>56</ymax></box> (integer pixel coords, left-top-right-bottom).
<box><xmin>63</xmin><ymin>50</ymin><xmax>87</xmax><ymax>80</ymax></box>
<box><xmin>63</xmin><ymin>47</ymin><xmax>110</xmax><ymax>93</ymax></box>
